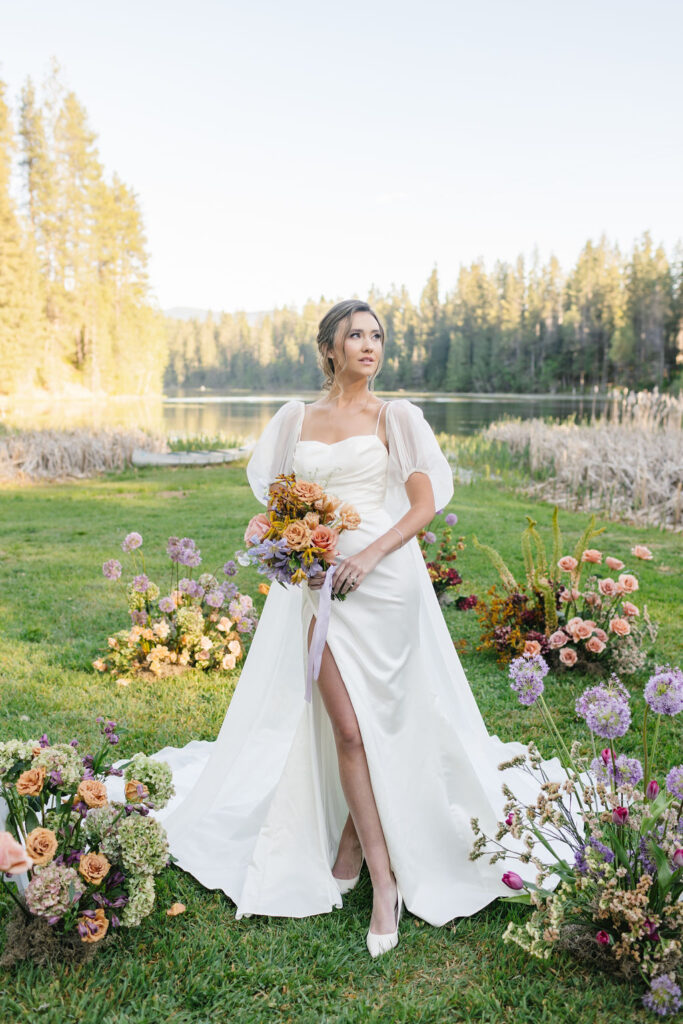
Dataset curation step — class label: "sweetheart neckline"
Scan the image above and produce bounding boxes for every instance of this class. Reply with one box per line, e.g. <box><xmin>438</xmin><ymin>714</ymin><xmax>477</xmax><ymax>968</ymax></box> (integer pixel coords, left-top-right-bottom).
<box><xmin>296</xmin><ymin>435</ymin><xmax>389</xmax><ymax>455</ymax></box>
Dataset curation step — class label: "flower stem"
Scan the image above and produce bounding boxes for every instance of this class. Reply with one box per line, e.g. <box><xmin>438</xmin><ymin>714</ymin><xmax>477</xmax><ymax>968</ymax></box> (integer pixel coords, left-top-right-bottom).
<box><xmin>0</xmin><ymin>874</ymin><xmax>31</xmax><ymax>919</ymax></box>
<box><xmin>642</xmin><ymin>705</ymin><xmax>650</xmax><ymax>790</ymax></box>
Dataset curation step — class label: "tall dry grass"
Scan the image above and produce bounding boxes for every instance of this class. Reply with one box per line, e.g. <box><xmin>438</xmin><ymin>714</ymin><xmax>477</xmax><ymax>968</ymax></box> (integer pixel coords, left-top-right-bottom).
<box><xmin>0</xmin><ymin>428</ymin><xmax>167</xmax><ymax>483</ymax></box>
<box><xmin>481</xmin><ymin>390</ymin><xmax>683</xmax><ymax>531</ymax></box>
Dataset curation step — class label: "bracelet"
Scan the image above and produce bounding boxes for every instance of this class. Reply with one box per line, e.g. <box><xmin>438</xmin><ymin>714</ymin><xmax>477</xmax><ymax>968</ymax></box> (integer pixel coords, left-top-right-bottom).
<box><xmin>389</xmin><ymin>525</ymin><xmax>404</xmax><ymax>548</ymax></box>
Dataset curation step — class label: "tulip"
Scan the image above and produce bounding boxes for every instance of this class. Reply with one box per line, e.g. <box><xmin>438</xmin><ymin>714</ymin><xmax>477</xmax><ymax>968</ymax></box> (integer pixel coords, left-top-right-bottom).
<box><xmin>595</xmin><ymin>930</ymin><xmax>611</xmax><ymax>945</ymax></box>
<box><xmin>643</xmin><ymin>918</ymin><xmax>660</xmax><ymax>941</ymax></box>
<box><xmin>502</xmin><ymin>871</ymin><xmax>524</xmax><ymax>890</ymax></box>
<box><xmin>505</xmin><ymin>813</ymin><xmax>514</xmax><ymax>827</ymax></box>
<box><xmin>646</xmin><ymin>779</ymin><xmax>660</xmax><ymax>800</ymax></box>
<box><xmin>600</xmin><ymin>748</ymin><xmax>611</xmax><ymax>765</ymax></box>
<box><xmin>673</xmin><ymin>849</ymin><xmax>683</xmax><ymax>869</ymax></box>
<box><xmin>612</xmin><ymin>807</ymin><xmax>629</xmax><ymax>825</ymax></box>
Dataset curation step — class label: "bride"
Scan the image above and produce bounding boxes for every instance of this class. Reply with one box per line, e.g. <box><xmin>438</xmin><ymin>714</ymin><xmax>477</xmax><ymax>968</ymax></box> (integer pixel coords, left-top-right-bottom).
<box><xmin>145</xmin><ymin>299</ymin><xmax>562</xmax><ymax>958</ymax></box>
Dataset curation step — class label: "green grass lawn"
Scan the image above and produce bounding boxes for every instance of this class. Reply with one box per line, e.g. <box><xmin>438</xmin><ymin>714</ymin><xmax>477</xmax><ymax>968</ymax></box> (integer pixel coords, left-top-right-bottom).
<box><xmin>0</xmin><ymin>462</ymin><xmax>680</xmax><ymax>1024</ymax></box>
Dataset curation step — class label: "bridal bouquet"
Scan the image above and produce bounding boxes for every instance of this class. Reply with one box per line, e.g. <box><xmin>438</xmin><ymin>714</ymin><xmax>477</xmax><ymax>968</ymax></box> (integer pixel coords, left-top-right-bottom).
<box><xmin>238</xmin><ymin>472</ymin><xmax>360</xmax><ymax>602</ymax></box>
<box><xmin>0</xmin><ymin>718</ymin><xmax>174</xmax><ymax>965</ymax></box>
<box><xmin>469</xmin><ymin>656</ymin><xmax>683</xmax><ymax>1017</ymax></box>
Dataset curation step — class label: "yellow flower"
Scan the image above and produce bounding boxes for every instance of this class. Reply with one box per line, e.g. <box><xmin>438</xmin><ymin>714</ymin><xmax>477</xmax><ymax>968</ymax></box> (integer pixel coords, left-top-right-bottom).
<box><xmin>290</xmin><ymin>568</ymin><xmax>307</xmax><ymax>584</ymax></box>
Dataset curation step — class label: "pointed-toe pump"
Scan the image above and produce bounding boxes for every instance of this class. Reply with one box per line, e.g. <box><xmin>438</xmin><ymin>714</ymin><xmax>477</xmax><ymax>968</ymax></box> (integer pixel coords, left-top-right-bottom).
<box><xmin>366</xmin><ymin>886</ymin><xmax>403</xmax><ymax>958</ymax></box>
<box><xmin>334</xmin><ymin>854</ymin><xmax>364</xmax><ymax>895</ymax></box>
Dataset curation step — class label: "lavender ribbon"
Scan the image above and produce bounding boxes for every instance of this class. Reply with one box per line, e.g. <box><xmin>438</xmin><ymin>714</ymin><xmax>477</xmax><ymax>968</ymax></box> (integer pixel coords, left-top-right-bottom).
<box><xmin>305</xmin><ymin>563</ymin><xmax>336</xmax><ymax>702</ymax></box>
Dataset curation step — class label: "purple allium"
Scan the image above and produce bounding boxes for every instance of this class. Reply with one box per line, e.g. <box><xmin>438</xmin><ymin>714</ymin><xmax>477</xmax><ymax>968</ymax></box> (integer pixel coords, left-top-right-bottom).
<box><xmin>445</xmin><ymin>512</ymin><xmax>458</xmax><ymax>525</ymax></box>
<box><xmin>644</xmin><ymin>665</ymin><xmax>683</xmax><ymax>717</ymax></box>
<box><xmin>236</xmin><ymin>618</ymin><xmax>253</xmax><ymax>633</ymax></box>
<box><xmin>585</xmin><ymin>695</ymin><xmax>631</xmax><ymax>739</ymax></box>
<box><xmin>222</xmin><ymin>560</ymin><xmax>238</xmax><ymax>577</ymax></box>
<box><xmin>423</xmin><ymin>531</ymin><xmax>437</xmax><ymax>544</ymax></box>
<box><xmin>590</xmin><ymin>754</ymin><xmax>643</xmax><ymax>789</ymax></box>
<box><xmin>642</xmin><ymin>974</ymin><xmax>682</xmax><ymax>1016</ymax></box>
<box><xmin>158</xmin><ymin>596</ymin><xmax>176</xmax><ymax>614</ymax></box>
<box><xmin>121</xmin><ymin>532</ymin><xmax>143</xmax><ymax>552</ymax></box>
<box><xmin>130</xmin><ymin>609</ymin><xmax>148</xmax><ymax>626</ymax></box>
<box><xmin>575</xmin><ymin>675</ymin><xmax>629</xmax><ymax>721</ymax></box>
<box><xmin>508</xmin><ymin>653</ymin><xmax>549</xmax><ymax>706</ymax></box>
<box><xmin>102</xmin><ymin>559</ymin><xmax>122</xmax><ymax>580</ymax></box>
<box><xmin>166</xmin><ymin>536</ymin><xmax>182</xmax><ymax>561</ymax></box>
<box><xmin>132</xmin><ymin>573</ymin><xmax>150</xmax><ymax>593</ymax></box>
<box><xmin>665</xmin><ymin>765</ymin><xmax>683</xmax><ymax>801</ymax></box>
<box><xmin>205</xmin><ymin>590</ymin><xmax>225</xmax><ymax>609</ymax></box>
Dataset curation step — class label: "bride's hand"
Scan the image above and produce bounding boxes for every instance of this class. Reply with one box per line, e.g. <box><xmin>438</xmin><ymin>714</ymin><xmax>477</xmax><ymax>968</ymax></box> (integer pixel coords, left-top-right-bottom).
<box><xmin>332</xmin><ymin>548</ymin><xmax>382</xmax><ymax>596</ymax></box>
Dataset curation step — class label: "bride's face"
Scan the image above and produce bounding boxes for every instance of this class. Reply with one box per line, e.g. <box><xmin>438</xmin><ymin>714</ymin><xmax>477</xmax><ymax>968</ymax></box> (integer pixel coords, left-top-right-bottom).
<box><xmin>330</xmin><ymin>311</ymin><xmax>383</xmax><ymax>380</ymax></box>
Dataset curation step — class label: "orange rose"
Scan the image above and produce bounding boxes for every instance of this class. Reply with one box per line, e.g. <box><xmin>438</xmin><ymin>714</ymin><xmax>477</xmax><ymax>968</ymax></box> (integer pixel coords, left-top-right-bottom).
<box><xmin>617</xmin><ymin>573</ymin><xmax>639</xmax><ymax>593</ymax></box>
<box><xmin>523</xmin><ymin>640</ymin><xmax>542</xmax><ymax>657</ymax></box>
<box><xmin>292</xmin><ymin>480</ymin><xmax>324</xmax><ymax>504</ymax></box>
<box><xmin>609</xmin><ymin>617</ymin><xmax>631</xmax><ymax>636</ymax></box>
<box><xmin>282</xmin><ymin>520</ymin><xmax>312</xmax><ymax>551</ymax></box>
<box><xmin>77</xmin><ymin>779</ymin><xmax>108</xmax><ymax>808</ymax></box>
<box><xmin>339</xmin><ymin>503</ymin><xmax>361</xmax><ymax>530</ymax></box>
<box><xmin>559</xmin><ymin>647</ymin><xmax>578</xmax><ymax>667</ymax></box>
<box><xmin>586</xmin><ymin>636</ymin><xmax>606</xmax><ymax>654</ymax></box>
<box><xmin>16</xmin><ymin>766</ymin><xmax>46</xmax><ymax>797</ymax></box>
<box><xmin>257</xmin><ymin>583</ymin><xmax>270</xmax><ymax>595</ymax></box>
<box><xmin>25</xmin><ymin>827</ymin><xmax>58</xmax><ymax>867</ymax></box>
<box><xmin>557</xmin><ymin>556</ymin><xmax>578</xmax><ymax>572</ymax></box>
<box><xmin>79</xmin><ymin>852</ymin><xmax>111</xmax><ymax>885</ymax></box>
<box><xmin>310</xmin><ymin>524</ymin><xmax>339</xmax><ymax>555</ymax></box>
<box><xmin>581</xmin><ymin>549</ymin><xmax>602</xmax><ymax>564</ymax></box>
<box><xmin>622</xmin><ymin>601</ymin><xmax>639</xmax><ymax>617</ymax></box>
<box><xmin>124</xmin><ymin>779</ymin><xmax>150</xmax><ymax>803</ymax></box>
<box><xmin>0</xmin><ymin>831</ymin><xmax>35</xmax><ymax>874</ymax></box>
<box><xmin>302</xmin><ymin>511</ymin><xmax>320</xmax><ymax>530</ymax></box>
<box><xmin>78</xmin><ymin>907</ymin><xmax>109</xmax><ymax>943</ymax></box>
<box><xmin>631</xmin><ymin>545</ymin><xmax>653</xmax><ymax>560</ymax></box>
<box><xmin>605</xmin><ymin>556</ymin><xmax>625</xmax><ymax>571</ymax></box>
<box><xmin>244</xmin><ymin>513</ymin><xmax>270</xmax><ymax>546</ymax></box>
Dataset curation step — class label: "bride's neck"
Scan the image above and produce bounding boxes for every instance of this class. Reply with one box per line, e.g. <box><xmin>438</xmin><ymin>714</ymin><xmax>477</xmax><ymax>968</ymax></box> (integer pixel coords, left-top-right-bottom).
<box><xmin>325</xmin><ymin>380</ymin><xmax>372</xmax><ymax>408</ymax></box>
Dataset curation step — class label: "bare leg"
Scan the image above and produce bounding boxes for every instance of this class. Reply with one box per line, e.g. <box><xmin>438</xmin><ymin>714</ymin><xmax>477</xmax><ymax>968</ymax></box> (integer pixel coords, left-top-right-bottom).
<box><xmin>308</xmin><ymin>617</ymin><xmax>399</xmax><ymax>934</ymax></box>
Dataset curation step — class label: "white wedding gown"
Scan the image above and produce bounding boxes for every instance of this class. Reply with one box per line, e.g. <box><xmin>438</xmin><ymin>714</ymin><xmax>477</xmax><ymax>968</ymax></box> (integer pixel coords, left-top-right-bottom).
<box><xmin>113</xmin><ymin>399</ymin><xmax>570</xmax><ymax>926</ymax></box>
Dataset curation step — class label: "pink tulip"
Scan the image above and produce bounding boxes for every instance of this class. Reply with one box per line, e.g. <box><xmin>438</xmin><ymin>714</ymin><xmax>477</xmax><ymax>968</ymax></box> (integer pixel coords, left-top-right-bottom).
<box><xmin>505</xmin><ymin>813</ymin><xmax>514</xmax><ymax>827</ymax></box>
<box><xmin>643</xmin><ymin>918</ymin><xmax>660</xmax><ymax>941</ymax></box>
<box><xmin>0</xmin><ymin>831</ymin><xmax>34</xmax><ymax>874</ymax></box>
<box><xmin>600</xmin><ymin>748</ymin><xmax>611</xmax><ymax>764</ymax></box>
<box><xmin>646</xmin><ymin>780</ymin><xmax>660</xmax><ymax>800</ymax></box>
<box><xmin>595</xmin><ymin>930</ymin><xmax>611</xmax><ymax>945</ymax></box>
<box><xmin>612</xmin><ymin>807</ymin><xmax>629</xmax><ymax>826</ymax></box>
<box><xmin>502</xmin><ymin>871</ymin><xmax>524</xmax><ymax>890</ymax></box>
<box><xmin>672</xmin><ymin>849</ymin><xmax>683</xmax><ymax>869</ymax></box>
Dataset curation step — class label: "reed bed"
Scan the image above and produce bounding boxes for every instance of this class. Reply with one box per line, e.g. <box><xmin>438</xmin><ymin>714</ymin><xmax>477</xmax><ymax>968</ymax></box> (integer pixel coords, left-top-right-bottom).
<box><xmin>0</xmin><ymin>428</ymin><xmax>167</xmax><ymax>482</ymax></box>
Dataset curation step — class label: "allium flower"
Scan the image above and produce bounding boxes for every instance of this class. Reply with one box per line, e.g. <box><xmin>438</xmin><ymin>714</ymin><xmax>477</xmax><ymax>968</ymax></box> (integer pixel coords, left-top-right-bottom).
<box><xmin>166</xmin><ymin>536</ymin><xmax>182</xmax><ymax>561</ymax></box>
<box><xmin>222</xmin><ymin>560</ymin><xmax>238</xmax><ymax>577</ymax></box>
<box><xmin>665</xmin><ymin>765</ymin><xmax>683</xmax><ymax>801</ymax></box>
<box><xmin>445</xmin><ymin>513</ymin><xmax>458</xmax><ymax>525</ymax></box>
<box><xmin>132</xmin><ymin>574</ymin><xmax>150</xmax><ymax>594</ymax></box>
<box><xmin>644</xmin><ymin>665</ymin><xmax>683</xmax><ymax>716</ymax></box>
<box><xmin>122</xmin><ymin>532</ymin><xmax>143</xmax><ymax>552</ymax></box>
<box><xmin>508</xmin><ymin>654</ymin><xmax>549</xmax><ymax>706</ymax></box>
<box><xmin>25</xmin><ymin>863</ymin><xmax>85</xmax><ymax>918</ymax></box>
<box><xmin>205</xmin><ymin>590</ymin><xmax>225</xmax><ymax>609</ymax></box>
<box><xmin>575</xmin><ymin>676</ymin><xmax>629</xmax><ymax>720</ymax></box>
<box><xmin>423</xmin><ymin>531</ymin><xmax>437</xmax><ymax>544</ymax></box>
<box><xmin>590</xmin><ymin>754</ymin><xmax>643</xmax><ymax>789</ymax></box>
<box><xmin>158</xmin><ymin>596</ymin><xmax>175</xmax><ymax>614</ymax></box>
<box><xmin>642</xmin><ymin>974</ymin><xmax>681</xmax><ymax>1016</ymax></box>
<box><xmin>584</xmin><ymin>695</ymin><xmax>631</xmax><ymax>739</ymax></box>
<box><xmin>102</xmin><ymin>559</ymin><xmax>122</xmax><ymax>580</ymax></box>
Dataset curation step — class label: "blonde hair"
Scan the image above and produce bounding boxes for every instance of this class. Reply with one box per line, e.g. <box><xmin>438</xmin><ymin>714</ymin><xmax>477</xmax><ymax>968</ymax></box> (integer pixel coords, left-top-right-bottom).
<box><xmin>316</xmin><ymin>300</ymin><xmax>385</xmax><ymax>392</ymax></box>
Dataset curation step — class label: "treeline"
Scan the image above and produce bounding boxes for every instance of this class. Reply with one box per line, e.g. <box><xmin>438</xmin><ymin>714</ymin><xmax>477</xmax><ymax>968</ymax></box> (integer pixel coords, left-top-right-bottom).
<box><xmin>0</xmin><ymin>68</ymin><xmax>164</xmax><ymax>396</ymax></box>
<box><xmin>166</xmin><ymin>239</ymin><xmax>683</xmax><ymax>394</ymax></box>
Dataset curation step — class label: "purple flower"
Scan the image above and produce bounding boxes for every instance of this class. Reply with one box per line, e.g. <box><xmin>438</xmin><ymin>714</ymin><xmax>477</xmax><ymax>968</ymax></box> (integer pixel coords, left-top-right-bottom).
<box><xmin>130</xmin><ymin>609</ymin><xmax>148</xmax><ymax>626</ymax></box>
<box><xmin>222</xmin><ymin>560</ymin><xmax>238</xmax><ymax>577</ymax></box>
<box><xmin>109</xmin><ymin>734</ymin><xmax>119</xmax><ymax>745</ymax></box>
<box><xmin>111</xmin><ymin>914</ymin><xmax>121</xmax><ymax>928</ymax></box>
<box><xmin>644</xmin><ymin>665</ymin><xmax>683</xmax><ymax>716</ymax></box>
<box><xmin>49</xmin><ymin>770</ymin><xmax>63</xmax><ymax>787</ymax></box>
<box><xmin>508</xmin><ymin>654</ymin><xmax>549</xmax><ymax>706</ymax></box>
<box><xmin>584</xmin><ymin>694</ymin><xmax>631</xmax><ymax>739</ymax></box>
<box><xmin>69</xmin><ymin>738</ymin><xmax>79</xmax><ymax>748</ymax></box>
<box><xmin>205</xmin><ymin>590</ymin><xmax>225</xmax><ymax>609</ymax></box>
<box><xmin>588</xmin><ymin>837</ymin><xmax>615</xmax><ymax>864</ymax></box>
<box><xmin>102</xmin><ymin>559</ymin><xmax>122</xmax><ymax>580</ymax></box>
<box><xmin>132</xmin><ymin>573</ymin><xmax>150</xmax><ymax>593</ymax></box>
<box><xmin>642</xmin><ymin>974</ymin><xmax>681</xmax><ymax>1016</ymax></box>
<box><xmin>39</xmin><ymin>733</ymin><xmax>50</xmax><ymax>748</ymax></box>
<box><xmin>665</xmin><ymin>765</ymin><xmax>683</xmax><ymax>801</ymax></box>
<box><xmin>574</xmin><ymin>846</ymin><xmax>588</xmax><ymax>874</ymax></box>
<box><xmin>575</xmin><ymin>675</ymin><xmax>629</xmax><ymax>721</ymax></box>
<box><xmin>502</xmin><ymin>871</ymin><xmax>524</xmax><ymax>890</ymax></box>
<box><xmin>158</xmin><ymin>596</ymin><xmax>176</xmax><ymax>614</ymax></box>
<box><xmin>590</xmin><ymin>754</ymin><xmax>643</xmax><ymax>789</ymax></box>
<box><xmin>423</xmin><ymin>531</ymin><xmax>437</xmax><ymax>544</ymax></box>
<box><xmin>122</xmin><ymin>532</ymin><xmax>143</xmax><ymax>552</ymax></box>
<box><xmin>236</xmin><ymin>617</ymin><xmax>254</xmax><ymax>633</ymax></box>
<box><xmin>166</xmin><ymin>536</ymin><xmax>182</xmax><ymax>561</ymax></box>
<box><xmin>445</xmin><ymin>512</ymin><xmax>458</xmax><ymax>525</ymax></box>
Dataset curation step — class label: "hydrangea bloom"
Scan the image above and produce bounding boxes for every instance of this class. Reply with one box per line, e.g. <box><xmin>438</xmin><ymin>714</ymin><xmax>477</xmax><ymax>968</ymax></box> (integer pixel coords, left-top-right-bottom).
<box><xmin>644</xmin><ymin>665</ymin><xmax>683</xmax><ymax>716</ymax></box>
<box><xmin>82</xmin><ymin>802</ymin><xmax>125</xmax><ymax>859</ymax></box>
<box><xmin>116</xmin><ymin>814</ymin><xmax>169</xmax><ymax>875</ymax></box>
<box><xmin>590</xmin><ymin>754</ymin><xmax>643</xmax><ymax>789</ymax></box>
<box><xmin>25</xmin><ymin>863</ymin><xmax>85</xmax><ymax>918</ymax></box>
<box><xmin>102</xmin><ymin>559</ymin><xmax>122</xmax><ymax>580</ymax></box>
<box><xmin>175</xmin><ymin>606</ymin><xmax>204</xmax><ymax>638</ymax></box>
<box><xmin>585</xmin><ymin>696</ymin><xmax>631</xmax><ymax>739</ymax></box>
<box><xmin>0</xmin><ymin>739</ymin><xmax>39</xmax><ymax>776</ymax></box>
<box><xmin>123</xmin><ymin>754</ymin><xmax>175</xmax><ymax>809</ymax></box>
<box><xmin>121</xmin><ymin>532</ymin><xmax>143</xmax><ymax>552</ymax></box>
<box><xmin>665</xmin><ymin>765</ymin><xmax>683</xmax><ymax>801</ymax></box>
<box><xmin>642</xmin><ymin>974</ymin><xmax>682</xmax><ymax>1016</ymax></box>
<box><xmin>121</xmin><ymin>873</ymin><xmax>156</xmax><ymax>927</ymax></box>
<box><xmin>508</xmin><ymin>654</ymin><xmax>549</xmax><ymax>706</ymax></box>
<box><xmin>33</xmin><ymin>743</ymin><xmax>84</xmax><ymax>788</ymax></box>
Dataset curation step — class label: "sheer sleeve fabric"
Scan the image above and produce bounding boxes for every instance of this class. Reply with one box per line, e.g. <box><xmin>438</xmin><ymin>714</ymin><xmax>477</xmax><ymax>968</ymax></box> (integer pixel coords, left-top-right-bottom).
<box><xmin>384</xmin><ymin>399</ymin><xmax>454</xmax><ymax>519</ymax></box>
<box><xmin>246</xmin><ymin>400</ymin><xmax>305</xmax><ymax>505</ymax></box>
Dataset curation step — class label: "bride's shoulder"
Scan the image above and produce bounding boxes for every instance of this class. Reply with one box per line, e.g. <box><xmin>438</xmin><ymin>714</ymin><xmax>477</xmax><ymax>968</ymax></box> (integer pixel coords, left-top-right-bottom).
<box><xmin>385</xmin><ymin>398</ymin><xmax>426</xmax><ymax>422</ymax></box>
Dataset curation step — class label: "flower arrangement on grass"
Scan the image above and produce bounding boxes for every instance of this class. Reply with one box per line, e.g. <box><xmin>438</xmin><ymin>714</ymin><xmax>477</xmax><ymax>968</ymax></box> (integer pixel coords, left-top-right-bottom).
<box><xmin>470</xmin><ymin>656</ymin><xmax>683</xmax><ymax>1016</ymax></box>
<box><xmin>474</xmin><ymin>508</ymin><xmax>657</xmax><ymax>674</ymax></box>
<box><xmin>417</xmin><ymin>509</ymin><xmax>478</xmax><ymax>610</ymax></box>
<box><xmin>235</xmin><ymin>472</ymin><xmax>360</xmax><ymax>600</ymax></box>
<box><xmin>95</xmin><ymin>531</ymin><xmax>258</xmax><ymax>679</ymax></box>
<box><xmin>0</xmin><ymin>719</ymin><xmax>174</xmax><ymax>964</ymax></box>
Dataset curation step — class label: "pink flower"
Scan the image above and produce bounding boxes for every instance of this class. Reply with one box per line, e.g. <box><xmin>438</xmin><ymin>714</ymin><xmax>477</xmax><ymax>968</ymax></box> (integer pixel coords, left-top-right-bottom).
<box><xmin>631</xmin><ymin>545</ymin><xmax>653</xmax><ymax>560</ymax></box>
<box><xmin>574</xmin><ymin>621</ymin><xmax>594</xmax><ymax>640</ymax></box>
<box><xmin>600</xmin><ymin>748</ymin><xmax>611</xmax><ymax>764</ymax></box>
<box><xmin>622</xmin><ymin>601</ymin><xmax>639</xmax><ymax>617</ymax></box>
<box><xmin>586</xmin><ymin>636</ymin><xmax>606</xmax><ymax>654</ymax></box>
<box><xmin>505</xmin><ymin>813</ymin><xmax>514</xmax><ymax>827</ymax></box>
<box><xmin>557</xmin><ymin>556</ymin><xmax>578</xmax><ymax>572</ymax></box>
<box><xmin>559</xmin><ymin>647</ymin><xmax>578</xmax><ymax>667</ymax></box>
<box><xmin>673</xmin><ymin>849</ymin><xmax>683</xmax><ymax>869</ymax></box>
<box><xmin>548</xmin><ymin>630</ymin><xmax>569</xmax><ymax>649</ymax></box>
<box><xmin>617</xmin><ymin>573</ymin><xmax>639</xmax><ymax>593</ymax></box>
<box><xmin>646</xmin><ymin>780</ymin><xmax>660</xmax><ymax>800</ymax></box>
<box><xmin>244</xmin><ymin>513</ymin><xmax>271</xmax><ymax>546</ymax></box>
<box><xmin>502</xmin><ymin>871</ymin><xmax>524</xmax><ymax>890</ymax></box>
<box><xmin>0</xmin><ymin>831</ymin><xmax>34</xmax><ymax>874</ymax></box>
<box><xmin>612</xmin><ymin>806</ymin><xmax>629</xmax><ymax>825</ymax></box>
<box><xmin>581</xmin><ymin>549</ymin><xmax>602</xmax><ymax>564</ymax></box>
<box><xmin>595</xmin><ymin>931</ymin><xmax>611</xmax><ymax>946</ymax></box>
<box><xmin>598</xmin><ymin>577</ymin><xmax>618</xmax><ymax>596</ymax></box>
<box><xmin>605</xmin><ymin>556</ymin><xmax>625</xmax><ymax>571</ymax></box>
<box><xmin>593</xmin><ymin>627</ymin><xmax>608</xmax><ymax>643</ymax></box>
<box><xmin>609</xmin><ymin>617</ymin><xmax>631</xmax><ymax>637</ymax></box>
<box><xmin>523</xmin><ymin>640</ymin><xmax>542</xmax><ymax>657</ymax></box>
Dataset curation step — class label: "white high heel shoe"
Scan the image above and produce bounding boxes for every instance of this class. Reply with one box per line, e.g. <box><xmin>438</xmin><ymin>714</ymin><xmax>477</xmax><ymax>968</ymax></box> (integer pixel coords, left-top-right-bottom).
<box><xmin>334</xmin><ymin>854</ymin><xmax>364</xmax><ymax>895</ymax></box>
<box><xmin>366</xmin><ymin>885</ymin><xmax>403</xmax><ymax>958</ymax></box>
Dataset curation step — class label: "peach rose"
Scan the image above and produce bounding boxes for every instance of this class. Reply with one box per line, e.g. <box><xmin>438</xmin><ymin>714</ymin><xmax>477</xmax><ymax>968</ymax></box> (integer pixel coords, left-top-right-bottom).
<box><xmin>77</xmin><ymin>779</ymin><xmax>108</xmax><ymax>808</ymax></box>
<box><xmin>258</xmin><ymin>583</ymin><xmax>270</xmax><ymax>595</ymax></box>
<box><xmin>216</xmin><ymin>616</ymin><xmax>232</xmax><ymax>632</ymax></box>
<box><xmin>609</xmin><ymin>617</ymin><xmax>631</xmax><ymax>636</ymax></box>
<box><xmin>310</xmin><ymin>524</ymin><xmax>339</xmax><ymax>555</ymax></box>
<box><xmin>92</xmin><ymin>659</ymin><xmax>107</xmax><ymax>672</ymax></box>
<box><xmin>221</xmin><ymin>653</ymin><xmax>237</xmax><ymax>670</ymax></box>
<box><xmin>559</xmin><ymin>647</ymin><xmax>578</xmax><ymax>666</ymax></box>
<box><xmin>586</xmin><ymin>636</ymin><xmax>606</xmax><ymax>654</ymax></box>
<box><xmin>574</xmin><ymin>621</ymin><xmax>594</xmax><ymax>640</ymax></box>
<box><xmin>557</xmin><ymin>556</ymin><xmax>578</xmax><ymax>572</ymax></box>
<box><xmin>244</xmin><ymin>513</ymin><xmax>270</xmax><ymax>546</ymax></box>
<box><xmin>0</xmin><ymin>831</ymin><xmax>35</xmax><ymax>874</ymax></box>
<box><xmin>581</xmin><ymin>549</ymin><xmax>602</xmax><ymax>564</ymax></box>
<box><xmin>523</xmin><ymin>640</ymin><xmax>542</xmax><ymax>657</ymax></box>
<box><xmin>605</xmin><ymin>556</ymin><xmax>625</xmax><ymax>571</ymax></box>
<box><xmin>584</xmin><ymin>592</ymin><xmax>601</xmax><ymax>607</ymax></box>
<box><xmin>16</xmin><ymin>766</ymin><xmax>46</xmax><ymax>797</ymax></box>
<box><xmin>292</xmin><ymin>480</ymin><xmax>324</xmax><ymax>504</ymax></box>
<box><xmin>631</xmin><ymin>545</ymin><xmax>653</xmax><ymax>560</ymax></box>
<box><xmin>338</xmin><ymin>503</ymin><xmax>361</xmax><ymax>530</ymax></box>
<box><xmin>25</xmin><ymin>827</ymin><xmax>58</xmax><ymax>867</ymax></box>
<box><xmin>302</xmin><ymin>511</ymin><xmax>320</xmax><ymax>530</ymax></box>
<box><xmin>618</xmin><ymin>573</ymin><xmax>639</xmax><ymax>593</ymax></box>
<box><xmin>593</xmin><ymin>627</ymin><xmax>608</xmax><ymax>642</ymax></box>
<box><xmin>228</xmin><ymin>639</ymin><xmax>241</xmax><ymax>656</ymax></box>
<box><xmin>124</xmin><ymin>779</ymin><xmax>150</xmax><ymax>803</ymax></box>
<box><xmin>79</xmin><ymin>852</ymin><xmax>111</xmax><ymax>885</ymax></box>
<box><xmin>598</xmin><ymin>577</ymin><xmax>618</xmax><ymax>596</ymax></box>
<box><xmin>78</xmin><ymin>907</ymin><xmax>109</xmax><ymax>943</ymax></box>
<box><xmin>548</xmin><ymin>630</ymin><xmax>569</xmax><ymax>649</ymax></box>
<box><xmin>166</xmin><ymin>902</ymin><xmax>186</xmax><ymax>916</ymax></box>
<box><xmin>622</xmin><ymin>601</ymin><xmax>639</xmax><ymax>617</ymax></box>
<box><xmin>282</xmin><ymin>520</ymin><xmax>312</xmax><ymax>551</ymax></box>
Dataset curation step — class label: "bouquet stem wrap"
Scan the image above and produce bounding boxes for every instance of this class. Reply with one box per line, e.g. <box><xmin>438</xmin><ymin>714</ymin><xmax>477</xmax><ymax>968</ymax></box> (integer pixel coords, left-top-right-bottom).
<box><xmin>305</xmin><ymin>564</ymin><xmax>337</xmax><ymax>702</ymax></box>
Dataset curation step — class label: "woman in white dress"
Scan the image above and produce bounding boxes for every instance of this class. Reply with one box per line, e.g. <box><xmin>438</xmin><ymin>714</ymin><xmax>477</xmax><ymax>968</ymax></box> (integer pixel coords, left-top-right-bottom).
<box><xmin>148</xmin><ymin>299</ymin><xmax>565</xmax><ymax>957</ymax></box>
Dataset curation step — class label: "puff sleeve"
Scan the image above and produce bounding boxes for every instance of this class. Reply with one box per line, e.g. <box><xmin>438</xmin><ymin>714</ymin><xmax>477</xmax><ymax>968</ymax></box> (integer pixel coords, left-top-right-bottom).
<box><xmin>246</xmin><ymin>400</ymin><xmax>304</xmax><ymax>505</ymax></box>
<box><xmin>384</xmin><ymin>399</ymin><xmax>454</xmax><ymax>518</ymax></box>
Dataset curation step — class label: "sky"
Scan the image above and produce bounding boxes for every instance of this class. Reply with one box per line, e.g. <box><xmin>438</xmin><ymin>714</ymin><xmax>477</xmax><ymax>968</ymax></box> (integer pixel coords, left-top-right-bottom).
<box><xmin>2</xmin><ymin>0</ymin><xmax>682</xmax><ymax>313</ymax></box>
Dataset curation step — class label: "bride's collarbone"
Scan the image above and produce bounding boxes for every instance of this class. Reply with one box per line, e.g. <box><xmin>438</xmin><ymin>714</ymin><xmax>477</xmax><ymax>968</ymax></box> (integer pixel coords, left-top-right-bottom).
<box><xmin>299</xmin><ymin>400</ymin><xmax>388</xmax><ymax>446</ymax></box>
